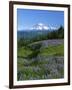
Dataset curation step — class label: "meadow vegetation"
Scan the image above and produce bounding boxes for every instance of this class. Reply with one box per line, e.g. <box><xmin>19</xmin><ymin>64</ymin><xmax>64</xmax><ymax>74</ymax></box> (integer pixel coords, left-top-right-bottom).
<box><xmin>17</xmin><ymin>26</ymin><xmax>64</xmax><ymax>80</ymax></box>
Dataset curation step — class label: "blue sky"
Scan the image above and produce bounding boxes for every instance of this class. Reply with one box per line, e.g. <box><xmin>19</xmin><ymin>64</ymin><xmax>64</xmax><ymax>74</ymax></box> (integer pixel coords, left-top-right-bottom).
<box><xmin>17</xmin><ymin>9</ymin><xmax>64</xmax><ymax>30</ymax></box>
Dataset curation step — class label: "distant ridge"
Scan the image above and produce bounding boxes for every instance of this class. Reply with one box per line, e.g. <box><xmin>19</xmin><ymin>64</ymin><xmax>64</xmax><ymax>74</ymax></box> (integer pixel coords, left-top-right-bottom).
<box><xmin>18</xmin><ymin>23</ymin><xmax>59</xmax><ymax>31</ymax></box>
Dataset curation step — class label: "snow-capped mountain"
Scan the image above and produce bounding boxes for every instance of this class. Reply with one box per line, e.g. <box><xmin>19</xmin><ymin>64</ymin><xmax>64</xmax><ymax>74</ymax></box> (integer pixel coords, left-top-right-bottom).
<box><xmin>31</xmin><ymin>23</ymin><xmax>49</xmax><ymax>30</ymax></box>
<box><xmin>31</xmin><ymin>23</ymin><xmax>58</xmax><ymax>30</ymax></box>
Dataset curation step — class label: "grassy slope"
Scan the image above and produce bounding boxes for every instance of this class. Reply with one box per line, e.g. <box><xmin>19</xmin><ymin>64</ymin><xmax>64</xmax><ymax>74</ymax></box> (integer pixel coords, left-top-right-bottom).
<box><xmin>18</xmin><ymin>44</ymin><xmax>64</xmax><ymax>57</ymax></box>
<box><xmin>17</xmin><ymin>44</ymin><xmax>64</xmax><ymax>80</ymax></box>
<box><xmin>18</xmin><ymin>47</ymin><xmax>33</xmax><ymax>57</ymax></box>
<box><xmin>40</xmin><ymin>44</ymin><xmax>64</xmax><ymax>56</ymax></box>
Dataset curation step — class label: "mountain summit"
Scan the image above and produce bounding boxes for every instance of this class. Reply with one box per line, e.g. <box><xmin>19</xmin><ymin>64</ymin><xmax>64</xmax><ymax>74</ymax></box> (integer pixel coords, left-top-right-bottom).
<box><xmin>31</xmin><ymin>23</ymin><xmax>49</xmax><ymax>30</ymax></box>
<box><xmin>31</xmin><ymin>23</ymin><xmax>58</xmax><ymax>30</ymax></box>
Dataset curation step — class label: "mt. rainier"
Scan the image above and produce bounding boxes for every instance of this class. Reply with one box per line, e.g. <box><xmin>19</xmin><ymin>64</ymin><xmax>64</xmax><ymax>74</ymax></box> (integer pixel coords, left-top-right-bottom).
<box><xmin>32</xmin><ymin>23</ymin><xmax>49</xmax><ymax>30</ymax></box>
<box><xmin>31</xmin><ymin>23</ymin><xmax>58</xmax><ymax>30</ymax></box>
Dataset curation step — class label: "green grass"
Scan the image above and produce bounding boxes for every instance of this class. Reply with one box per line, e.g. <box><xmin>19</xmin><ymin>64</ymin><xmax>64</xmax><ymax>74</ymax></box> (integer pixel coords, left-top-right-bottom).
<box><xmin>28</xmin><ymin>41</ymin><xmax>41</xmax><ymax>46</ymax></box>
<box><xmin>17</xmin><ymin>65</ymin><xmax>52</xmax><ymax>80</ymax></box>
<box><xmin>17</xmin><ymin>44</ymin><xmax>64</xmax><ymax>58</ymax></box>
<box><xmin>40</xmin><ymin>44</ymin><xmax>64</xmax><ymax>56</ymax></box>
<box><xmin>18</xmin><ymin>47</ymin><xmax>33</xmax><ymax>57</ymax></box>
<box><xmin>17</xmin><ymin>44</ymin><xmax>64</xmax><ymax>80</ymax></box>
